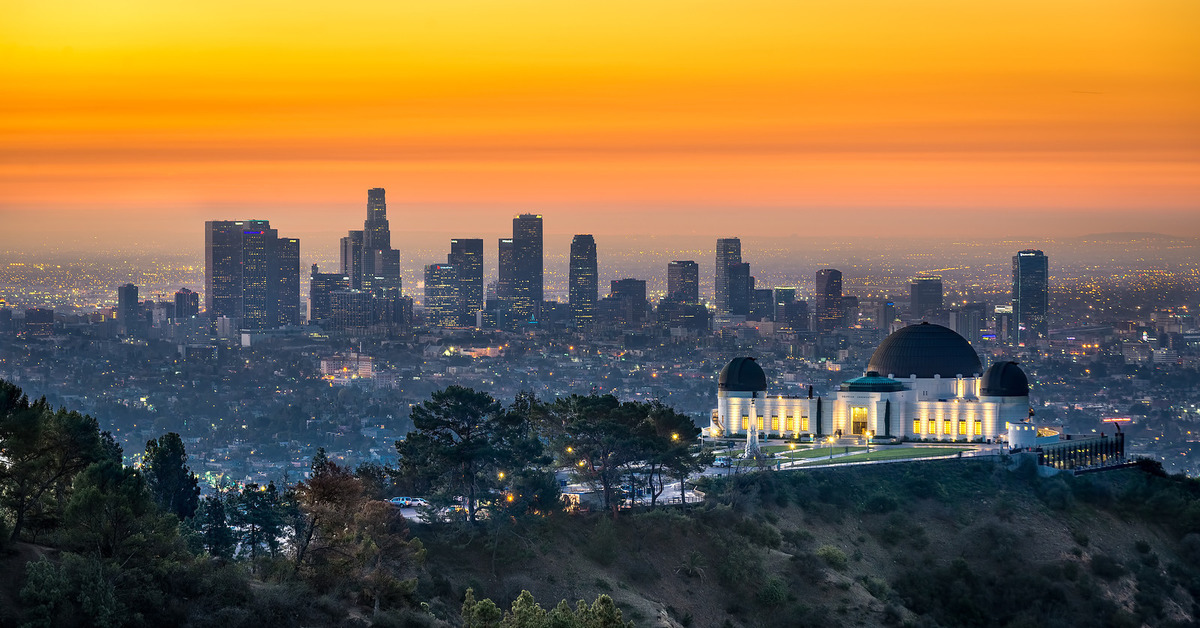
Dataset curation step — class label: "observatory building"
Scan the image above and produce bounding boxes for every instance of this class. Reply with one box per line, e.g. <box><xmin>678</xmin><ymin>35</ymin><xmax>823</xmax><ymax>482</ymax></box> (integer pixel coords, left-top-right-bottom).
<box><xmin>713</xmin><ymin>323</ymin><xmax>1031</xmax><ymax>442</ymax></box>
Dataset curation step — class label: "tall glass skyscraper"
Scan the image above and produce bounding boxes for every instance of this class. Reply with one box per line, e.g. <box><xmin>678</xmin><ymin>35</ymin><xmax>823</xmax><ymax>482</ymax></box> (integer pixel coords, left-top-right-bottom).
<box><xmin>339</xmin><ymin>188</ymin><xmax>401</xmax><ymax>295</ymax></box>
<box><xmin>117</xmin><ymin>283</ymin><xmax>139</xmax><ymax>335</ymax></box>
<box><xmin>569</xmin><ymin>235</ymin><xmax>597</xmax><ymax>327</ymax></box>
<box><xmin>448</xmin><ymin>238</ymin><xmax>484</xmax><ymax>326</ymax></box>
<box><xmin>715</xmin><ymin>238</ymin><xmax>741</xmax><ymax>313</ymax></box>
<box><xmin>1012</xmin><ymin>249</ymin><xmax>1049</xmax><ymax>345</ymax></box>
<box><xmin>815</xmin><ymin>268</ymin><xmax>843</xmax><ymax>332</ymax></box>
<box><xmin>910</xmin><ymin>276</ymin><xmax>944</xmax><ymax>319</ymax></box>
<box><xmin>424</xmin><ymin>263</ymin><xmax>460</xmax><ymax>328</ymax></box>
<box><xmin>511</xmin><ymin>214</ymin><xmax>543</xmax><ymax>323</ymax></box>
<box><xmin>667</xmin><ymin>260</ymin><xmax>699</xmax><ymax>303</ymax></box>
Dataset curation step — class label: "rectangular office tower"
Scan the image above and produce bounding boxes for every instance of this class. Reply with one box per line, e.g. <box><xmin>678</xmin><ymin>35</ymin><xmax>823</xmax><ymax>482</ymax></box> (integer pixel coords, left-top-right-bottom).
<box><xmin>174</xmin><ymin>288</ymin><xmax>199</xmax><ymax>320</ymax></box>
<box><xmin>1012</xmin><ymin>249</ymin><xmax>1049</xmax><ymax>345</ymax></box>
<box><xmin>511</xmin><ymin>214</ymin><xmax>543</xmax><ymax>323</ymax></box>
<box><xmin>910</xmin><ymin>276</ymin><xmax>944</xmax><ymax>320</ymax></box>
<box><xmin>117</xmin><ymin>283</ymin><xmax>139</xmax><ymax>335</ymax></box>
<box><xmin>815</xmin><ymin>268</ymin><xmax>843</xmax><ymax>332</ymax></box>
<box><xmin>424</xmin><ymin>263</ymin><xmax>460</xmax><ymax>328</ymax></box>
<box><xmin>204</xmin><ymin>220</ymin><xmax>301</xmax><ymax>330</ymax></box>
<box><xmin>569</xmin><ymin>235</ymin><xmax>598</xmax><ymax>327</ymax></box>
<box><xmin>714</xmin><ymin>238</ymin><xmax>741</xmax><ymax>313</ymax></box>
<box><xmin>309</xmin><ymin>264</ymin><xmax>350</xmax><ymax>327</ymax></box>
<box><xmin>448</xmin><ymin>238</ymin><xmax>484</xmax><ymax>326</ymax></box>
<box><xmin>667</xmin><ymin>260</ymin><xmax>699</xmax><ymax>303</ymax></box>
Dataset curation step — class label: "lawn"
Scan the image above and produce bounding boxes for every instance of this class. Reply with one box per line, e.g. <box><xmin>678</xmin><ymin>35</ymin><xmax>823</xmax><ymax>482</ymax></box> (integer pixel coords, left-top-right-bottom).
<box><xmin>798</xmin><ymin>447</ymin><xmax>971</xmax><ymax>466</ymax></box>
<box><xmin>779</xmin><ymin>445</ymin><xmax>866</xmax><ymax>459</ymax></box>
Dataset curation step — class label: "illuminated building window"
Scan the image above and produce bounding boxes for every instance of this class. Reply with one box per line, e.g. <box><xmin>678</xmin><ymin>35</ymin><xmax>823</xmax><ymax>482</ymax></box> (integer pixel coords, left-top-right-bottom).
<box><xmin>973</xmin><ymin>421</ymin><xmax>982</xmax><ymax>436</ymax></box>
<box><xmin>758</xmin><ymin>417</ymin><xmax>765</xmax><ymax>431</ymax></box>
<box><xmin>741</xmin><ymin>416</ymin><xmax>749</xmax><ymax>430</ymax></box>
<box><xmin>913</xmin><ymin>419</ymin><xmax>921</xmax><ymax>433</ymax></box>
<box><xmin>771</xmin><ymin>416</ymin><xmax>780</xmax><ymax>431</ymax></box>
<box><xmin>801</xmin><ymin>417</ymin><xmax>809</xmax><ymax>431</ymax></box>
<box><xmin>943</xmin><ymin>419</ymin><xmax>952</xmax><ymax>433</ymax></box>
<box><xmin>958</xmin><ymin>420</ymin><xmax>967</xmax><ymax>434</ymax></box>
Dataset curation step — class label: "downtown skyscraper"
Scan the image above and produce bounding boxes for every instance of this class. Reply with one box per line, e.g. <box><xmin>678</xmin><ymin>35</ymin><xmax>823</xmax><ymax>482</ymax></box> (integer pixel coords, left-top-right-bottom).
<box><xmin>569</xmin><ymin>234</ymin><xmax>598</xmax><ymax>327</ymax></box>
<box><xmin>815</xmin><ymin>268</ymin><xmax>843</xmax><ymax>332</ymax></box>
<box><xmin>448</xmin><ymin>238</ymin><xmax>484</xmax><ymax>326</ymax></box>
<box><xmin>667</xmin><ymin>260</ymin><xmax>699</xmax><ymax>303</ymax></box>
<box><xmin>341</xmin><ymin>188</ymin><xmax>402</xmax><ymax>295</ymax></box>
<box><xmin>714</xmin><ymin>238</ymin><xmax>741</xmax><ymax>314</ymax></box>
<box><xmin>1012</xmin><ymin>249</ymin><xmax>1049</xmax><ymax>345</ymax></box>
<box><xmin>509</xmin><ymin>214</ymin><xmax>543</xmax><ymax>323</ymax></box>
<box><xmin>910</xmin><ymin>276</ymin><xmax>944</xmax><ymax>319</ymax></box>
<box><xmin>204</xmin><ymin>220</ymin><xmax>301</xmax><ymax>329</ymax></box>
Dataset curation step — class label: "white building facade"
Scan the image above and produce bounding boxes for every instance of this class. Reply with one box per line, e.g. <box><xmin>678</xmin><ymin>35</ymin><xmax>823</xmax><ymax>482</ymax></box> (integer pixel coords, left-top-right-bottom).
<box><xmin>714</xmin><ymin>324</ymin><xmax>1030</xmax><ymax>443</ymax></box>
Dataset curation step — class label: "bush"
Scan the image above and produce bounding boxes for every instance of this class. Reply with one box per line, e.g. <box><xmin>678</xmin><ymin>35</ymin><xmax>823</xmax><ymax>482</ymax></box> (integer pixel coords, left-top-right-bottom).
<box><xmin>584</xmin><ymin>517</ymin><xmax>618</xmax><ymax>566</ymax></box>
<box><xmin>816</xmin><ymin>545</ymin><xmax>848</xmax><ymax>570</ymax></box>
<box><xmin>1091</xmin><ymin>554</ymin><xmax>1126</xmax><ymax>581</ymax></box>
<box><xmin>863</xmin><ymin>493</ymin><xmax>899</xmax><ymax>514</ymax></box>
<box><xmin>756</xmin><ymin>577</ymin><xmax>788</xmax><ymax>607</ymax></box>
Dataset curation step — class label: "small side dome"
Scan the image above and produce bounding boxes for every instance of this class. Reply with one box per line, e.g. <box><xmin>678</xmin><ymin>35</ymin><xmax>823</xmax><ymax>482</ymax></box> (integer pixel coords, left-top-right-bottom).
<box><xmin>718</xmin><ymin>357</ymin><xmax>767</xmax><ymax>392</ymax></box>
<box><xmin>981</xmin><ymin>361</ymin><xmax>1029</xmax><ymax>396</ymax></box>
<box><xmin>840</xmin><ymin>371</ymin><xmax>906</xmax><ymax>393</ymax></box>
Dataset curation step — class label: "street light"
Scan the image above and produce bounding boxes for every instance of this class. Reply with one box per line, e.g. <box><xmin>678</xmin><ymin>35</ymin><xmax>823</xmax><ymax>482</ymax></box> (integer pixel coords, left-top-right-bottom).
<box><xmin>865</xmin><ymin>431</ymin><xmax>873</xmax><ymax>454</ymax></box>
<box><xmin>827</xmin><ymin>436</ymin><xmax>836</xmax><ymax>460</ymax></box>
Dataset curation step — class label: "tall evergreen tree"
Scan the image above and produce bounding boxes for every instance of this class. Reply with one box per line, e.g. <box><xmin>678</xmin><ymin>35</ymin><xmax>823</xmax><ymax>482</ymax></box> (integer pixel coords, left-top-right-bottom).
<box><xmin>395</xmin><ymin>386</ymin><xmax>543</xmax><ymax>523</ymax></box>
<box><xmin>142</xmin><ymin>432</ymin><xmax>201</xmax><ymax>520</ymax></box>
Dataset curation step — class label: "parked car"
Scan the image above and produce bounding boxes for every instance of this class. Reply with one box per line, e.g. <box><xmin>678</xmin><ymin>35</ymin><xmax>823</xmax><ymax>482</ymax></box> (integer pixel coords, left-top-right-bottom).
<box><xmin>713</xmin><ymin>456</ymin><xmax>732</xmax><ymax>468</ymax></box>
<box><xmin>389</xmin><ymin>497</ymin><xmax>429</xmax><ymax>507</ymax></box>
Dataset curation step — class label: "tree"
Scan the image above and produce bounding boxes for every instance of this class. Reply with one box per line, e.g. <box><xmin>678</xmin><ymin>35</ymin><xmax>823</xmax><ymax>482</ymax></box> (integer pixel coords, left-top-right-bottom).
<box><xmin>230</xmin><ymin>481</ymin><xmax>284</xmax><ymax>565</ymax></box>
<box><xmin>644</xmin><ymin>402</ymin><xmax>709</xmax><ymax>508</ymax></box>
<box><xmin>0</xmin><ymin>382</ymin><xmax>116</xmax><ymax>541</ymax></box>
<box><xmin>142</xmin><ymin>432</ymin><xmax>200</xmax><ymax>520</ymax></box>
<box><xmin>195</xmin><ymin>494</ymin><xmax>235</xmax><ymax>559</ymax></box>
<box><xmin>63</xmin><ymin>460</ymin><xmax>179</xmax><ymax>562</ymax></box>
<box><xmin>542</xmin><ymin>395</ymin><xmax>644</xmax><ymax>517</ymax></box>
<box><xmin>395</xmin><ymin>386</ymin><xmax>543</xmax><ymax>523</ymax></box>
<box><xmin>293</xmin><ymin>455</ymin><xmax>423</xmax><ymax>615</ymax></box>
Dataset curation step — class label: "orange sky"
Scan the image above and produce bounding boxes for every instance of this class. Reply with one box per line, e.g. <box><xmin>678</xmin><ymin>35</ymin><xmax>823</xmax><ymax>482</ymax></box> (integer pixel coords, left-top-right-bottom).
<box><xmin>1</xmin><ymin>0</ymin><xmax>1198</xmax><ymax>246</ymax></box>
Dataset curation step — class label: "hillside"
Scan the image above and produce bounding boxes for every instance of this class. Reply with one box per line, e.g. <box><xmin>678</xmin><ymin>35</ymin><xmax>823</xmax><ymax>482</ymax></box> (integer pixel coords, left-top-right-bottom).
<box><xmin>415</xmin><ymin>458</ymin><xmax>1200</xmax><ymax>628</ymax></box>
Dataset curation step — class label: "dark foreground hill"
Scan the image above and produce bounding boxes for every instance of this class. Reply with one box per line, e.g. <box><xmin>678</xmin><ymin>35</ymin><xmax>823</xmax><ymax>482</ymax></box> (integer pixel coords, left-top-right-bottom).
<box><xmin>413</xmin><ymin>458</ymin><xmax>1200</xmax><ymax>628</ymax></box>
<box><xmin>4</xmin><ymin>450</ymin><xmax>1200</xmax><ymax>626</ymax></box>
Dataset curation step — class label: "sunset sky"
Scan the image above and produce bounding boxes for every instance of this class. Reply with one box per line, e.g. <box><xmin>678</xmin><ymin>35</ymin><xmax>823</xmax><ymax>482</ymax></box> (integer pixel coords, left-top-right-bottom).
<box><xmin>2</xmin><ymin>0</ymin><xmax>1198</xmax><ymax>247</ymax></box>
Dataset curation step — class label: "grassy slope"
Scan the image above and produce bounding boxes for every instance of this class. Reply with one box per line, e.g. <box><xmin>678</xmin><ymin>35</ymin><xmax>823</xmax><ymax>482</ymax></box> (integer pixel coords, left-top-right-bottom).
<box><xmin>415</xmin><ymin>459</ymin><xmax>1200</xmax><ymax>628</ymax></box>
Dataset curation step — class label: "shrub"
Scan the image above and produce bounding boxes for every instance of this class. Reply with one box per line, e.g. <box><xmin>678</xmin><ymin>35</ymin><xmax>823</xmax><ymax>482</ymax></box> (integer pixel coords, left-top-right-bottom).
<box><xmin>816</xmin><ymin>545</ymin><xmax>848</xmax><ymax>570</ymax></box>
<box><xmin>756</xmin><ymin>577</ymin><xmax>788</xmax><ymax>607</ymax></box>
<box><xmin>863</xmin><ymin>493</ymin><xmax>899</xmax><ymax>514</ymax></box>
<box><xmin>1091</xmin><ymin>554</ymin><xmax>1126</xmax><ymax>581</ymax></box>
<box><xmin>584</xmin><ymin>518</ymin><xmax>618</xmax><ymax>566</ymax></box>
